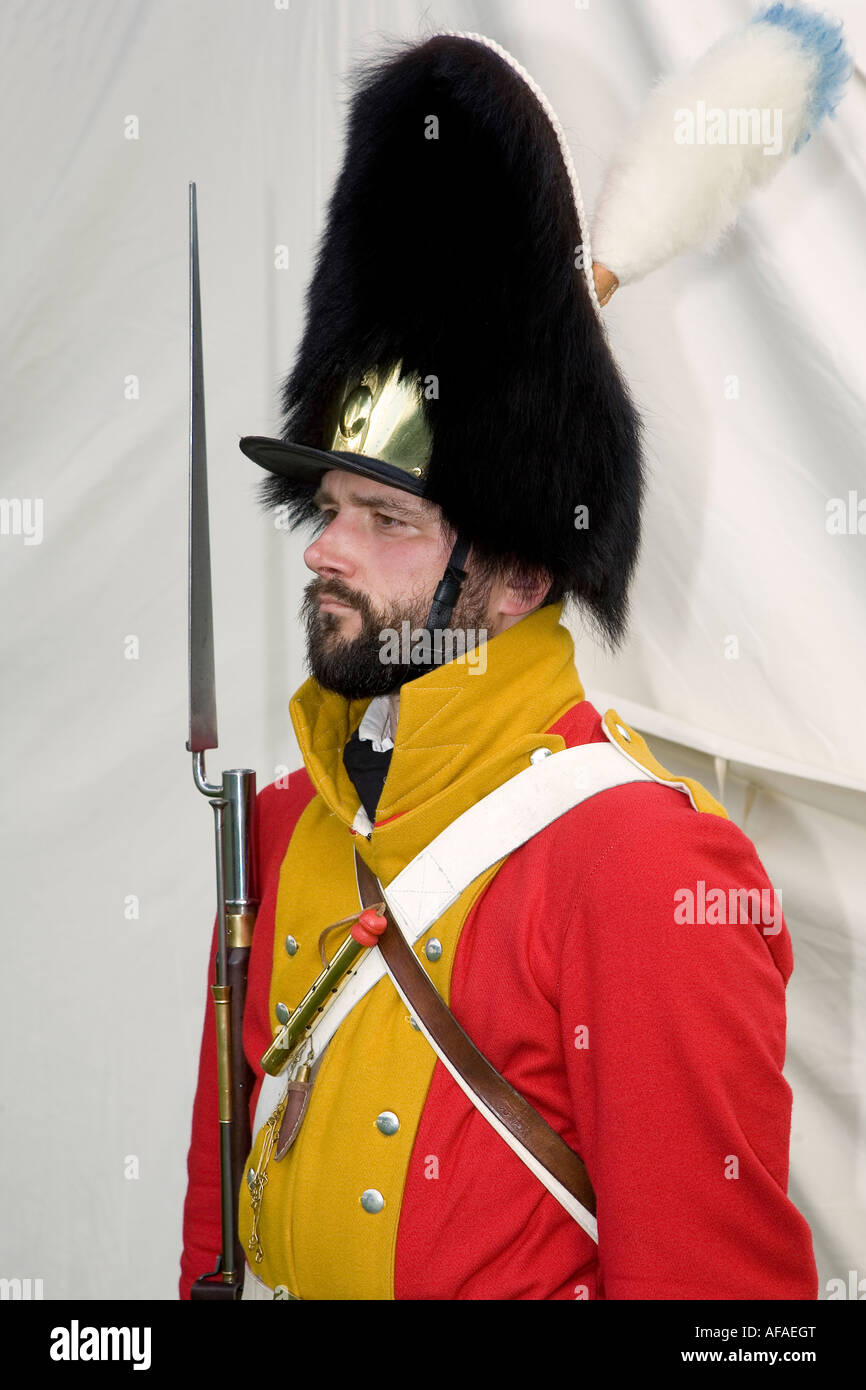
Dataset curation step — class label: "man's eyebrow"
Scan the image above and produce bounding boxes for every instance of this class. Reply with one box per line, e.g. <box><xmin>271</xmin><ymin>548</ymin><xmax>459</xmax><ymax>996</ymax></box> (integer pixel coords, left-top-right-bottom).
<box><xmin>311</xmin><ymin>485</ymin><xmax>434</xmax><ymax>520</ymax></box>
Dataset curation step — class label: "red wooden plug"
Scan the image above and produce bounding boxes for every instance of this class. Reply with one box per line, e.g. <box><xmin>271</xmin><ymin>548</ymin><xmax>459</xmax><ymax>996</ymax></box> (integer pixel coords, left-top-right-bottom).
<box><xmin>352</xmin><ymin>909</ymin><xmax>388</xmax><ymax>949</ymax></box>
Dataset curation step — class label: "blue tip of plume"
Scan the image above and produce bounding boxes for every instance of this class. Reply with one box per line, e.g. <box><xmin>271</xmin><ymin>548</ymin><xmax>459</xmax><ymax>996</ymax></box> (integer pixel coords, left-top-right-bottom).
<box><xmin>752</xmin><ymin>4</ymin><xmax>852</xmax><ymax>148</ymax></box>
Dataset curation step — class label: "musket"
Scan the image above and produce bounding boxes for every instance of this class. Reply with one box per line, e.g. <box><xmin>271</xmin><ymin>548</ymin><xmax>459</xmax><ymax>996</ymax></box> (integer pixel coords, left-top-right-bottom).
<box><xmin>186</xmin><ymin>183</ymin><xmax>257</xmax><ymax>1300</ymax></box>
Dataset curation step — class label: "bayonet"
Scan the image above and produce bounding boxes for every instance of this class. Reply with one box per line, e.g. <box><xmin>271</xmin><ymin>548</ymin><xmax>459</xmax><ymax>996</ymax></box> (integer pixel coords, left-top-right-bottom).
<box><xmin>187</xmin><ymin>181</ymin><xmax>218</xmax><ymax>759</ymax></box>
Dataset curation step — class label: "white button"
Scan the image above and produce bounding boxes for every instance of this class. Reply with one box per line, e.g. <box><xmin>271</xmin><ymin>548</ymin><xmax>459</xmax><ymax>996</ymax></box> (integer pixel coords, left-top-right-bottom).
<box><xmin>360</xmin><ymin>1188</ymin><xmax>385</xmax><ymax>1213</ymax></box>
<box><xmin>615</xmin><ymin>723</ymin><xmax>632</xmax><ymax>742</ymax></box>
<box><xmin>376</xmin><ymin>1111</ymin><xmax>400</xmax><ymax>1136</ymax></box>
<box><xmin>530</xmin><ymin>747</ymin><xmax>553</xmax><ymax>763</ymax></box>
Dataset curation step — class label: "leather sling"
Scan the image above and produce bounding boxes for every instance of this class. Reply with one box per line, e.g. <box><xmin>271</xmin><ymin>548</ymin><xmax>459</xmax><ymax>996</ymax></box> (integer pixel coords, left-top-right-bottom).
<box><xmin>354</xmin><ymin>848</ymin><xmax>597</xmax><ymax>1220</ymax></box>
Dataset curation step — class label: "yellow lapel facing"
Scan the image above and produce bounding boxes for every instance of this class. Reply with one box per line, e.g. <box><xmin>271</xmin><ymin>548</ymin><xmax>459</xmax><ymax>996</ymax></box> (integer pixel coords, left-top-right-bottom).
<box><xmin>290</xmin><ymin>602</ymin><xmax>586</xmax><ymax>884</ymax></box>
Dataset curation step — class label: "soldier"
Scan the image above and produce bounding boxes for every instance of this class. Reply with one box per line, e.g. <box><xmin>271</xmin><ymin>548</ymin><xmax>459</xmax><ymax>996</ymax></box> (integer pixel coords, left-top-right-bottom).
<box><xmin>181</xmin><ymin>15</ymin><xmax>849</xmax><ymax>1299</ymax></box>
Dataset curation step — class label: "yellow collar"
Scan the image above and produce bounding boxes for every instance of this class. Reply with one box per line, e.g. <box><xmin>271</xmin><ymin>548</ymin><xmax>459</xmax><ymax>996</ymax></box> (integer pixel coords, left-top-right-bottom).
<box><xmin>290</xmin><ymin>602</ymin><xmax>585</xmax><ymax>882</ymax></box>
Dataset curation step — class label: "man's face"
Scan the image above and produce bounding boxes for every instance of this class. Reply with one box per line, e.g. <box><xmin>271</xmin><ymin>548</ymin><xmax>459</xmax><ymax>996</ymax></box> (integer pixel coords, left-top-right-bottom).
<box><xmin>300</xmin><ymin>469</ymin><xmax>496</xmax><ymax>698</ymax></box>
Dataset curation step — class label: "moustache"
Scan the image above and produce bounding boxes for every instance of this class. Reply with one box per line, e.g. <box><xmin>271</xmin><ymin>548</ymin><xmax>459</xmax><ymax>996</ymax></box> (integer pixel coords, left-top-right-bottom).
<box><xmin>304</xmin><ymin>578</ymin><xmax>372</xmax><ymax>620</ymax></box>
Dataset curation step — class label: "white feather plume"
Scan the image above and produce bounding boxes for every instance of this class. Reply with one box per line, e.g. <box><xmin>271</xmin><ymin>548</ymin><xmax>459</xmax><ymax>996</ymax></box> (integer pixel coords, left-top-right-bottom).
<box><xmin>592</xmin><ymin>5</ymin><xmax>852</xmax><ymax>287</ymax></box>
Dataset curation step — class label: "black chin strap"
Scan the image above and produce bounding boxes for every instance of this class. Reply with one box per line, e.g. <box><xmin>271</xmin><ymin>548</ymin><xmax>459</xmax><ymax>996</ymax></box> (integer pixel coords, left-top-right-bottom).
<box><xmin>424</xmin><ymin>532</ymin><xmax>471</xmax><ymax>634</ymax></box>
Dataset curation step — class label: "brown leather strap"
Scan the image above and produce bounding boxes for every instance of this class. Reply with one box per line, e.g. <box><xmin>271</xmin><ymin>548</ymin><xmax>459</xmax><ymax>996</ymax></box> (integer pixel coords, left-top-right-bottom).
<box><xmin>354</xmin><ymin>849</ymin><xmax>597</xmax><ymax>1219</ymax></box>
<box><xmin>275</xmin><ymin>1078</ymin><xmax>312</xmax><ymax>1161</ymax></box>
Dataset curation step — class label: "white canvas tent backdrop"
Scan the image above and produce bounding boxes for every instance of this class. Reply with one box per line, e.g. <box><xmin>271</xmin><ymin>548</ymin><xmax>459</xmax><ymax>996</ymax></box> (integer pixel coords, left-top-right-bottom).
<box><xmin>0</xmin><ymin>0</ymin><xmax>863</xmax><ymax>1298</ymax></box>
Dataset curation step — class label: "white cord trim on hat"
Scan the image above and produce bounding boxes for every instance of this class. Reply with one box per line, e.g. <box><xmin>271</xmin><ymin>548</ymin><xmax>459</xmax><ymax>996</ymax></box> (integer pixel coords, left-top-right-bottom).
<box><xmin>432</xmin><ymin>29</ymin><xmax>603</xmax><ymax>321</ymax></box>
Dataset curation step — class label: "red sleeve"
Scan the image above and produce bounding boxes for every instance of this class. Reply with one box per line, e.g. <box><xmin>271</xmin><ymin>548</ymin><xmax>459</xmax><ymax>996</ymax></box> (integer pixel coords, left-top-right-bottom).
<box><xmin>179</xmin><ymin>917</ymin><xmax>222</xmax><ymax>1299</ymax></box>
<box><xmin>178</xmin><ymin>772</ymin><xmax>317</xmax><ymax>1300</ymax></box>
<box><xmin>561</xmin><ymin>787</ymin><xmax>817</xmax><ymax>1299</ymax></box>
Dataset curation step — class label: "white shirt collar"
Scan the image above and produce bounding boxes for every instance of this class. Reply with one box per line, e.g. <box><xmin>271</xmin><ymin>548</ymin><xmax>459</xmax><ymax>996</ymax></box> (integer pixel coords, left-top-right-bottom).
<box><xmin>356</xmin><ymin>692</ymin><xmax>399</xmax><ymax>752</ymax></box>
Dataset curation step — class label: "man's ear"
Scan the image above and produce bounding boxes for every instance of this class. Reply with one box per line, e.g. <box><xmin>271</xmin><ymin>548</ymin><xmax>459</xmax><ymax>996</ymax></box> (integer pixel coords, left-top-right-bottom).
<box><xmin>497</xmin><ymin>565</ymin><xmax>553</xmax><ymax>617</ymax></box>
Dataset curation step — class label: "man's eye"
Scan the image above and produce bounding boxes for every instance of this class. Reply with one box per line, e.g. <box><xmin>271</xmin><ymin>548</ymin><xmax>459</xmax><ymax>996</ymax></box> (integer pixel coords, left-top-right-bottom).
<box><xmin>376</xmin><ymin>513</ymin><xmax>405</xmax><ymax>529</ymax></box>
<box><xmin>312</xmin><ymin>508</ymin><xmax>336</xmax><ymax>533</ymax></box>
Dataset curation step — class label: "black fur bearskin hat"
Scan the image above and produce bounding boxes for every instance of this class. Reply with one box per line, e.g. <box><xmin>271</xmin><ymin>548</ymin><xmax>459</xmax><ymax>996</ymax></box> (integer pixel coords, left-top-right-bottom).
<box><xmin>240</xmin><ymin>31</ymin><xmax>644</xmax><ymax>647</ymax></box>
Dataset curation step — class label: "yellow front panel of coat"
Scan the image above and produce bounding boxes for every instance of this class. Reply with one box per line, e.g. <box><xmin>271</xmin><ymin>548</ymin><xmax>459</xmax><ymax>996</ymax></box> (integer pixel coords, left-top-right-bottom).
<box><xmin>237</xmin><ymin>791</ymin><xmax>500</xmax><ymax>1300</ymax></box>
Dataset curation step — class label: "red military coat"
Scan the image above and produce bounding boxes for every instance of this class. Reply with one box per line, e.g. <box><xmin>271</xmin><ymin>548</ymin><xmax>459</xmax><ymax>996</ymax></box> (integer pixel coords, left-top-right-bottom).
<box><xmin>181</xmin><ymin>606</ymin><xmax>817</xmax><ymax>1300</ymax></box>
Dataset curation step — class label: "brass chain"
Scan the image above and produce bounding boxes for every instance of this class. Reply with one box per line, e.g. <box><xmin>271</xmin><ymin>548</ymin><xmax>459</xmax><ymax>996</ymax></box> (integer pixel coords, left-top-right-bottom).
<box><xmin>246</xmin><ymin>1095</ymin><xmax>287</xmax><ymax>1265</ymax></box>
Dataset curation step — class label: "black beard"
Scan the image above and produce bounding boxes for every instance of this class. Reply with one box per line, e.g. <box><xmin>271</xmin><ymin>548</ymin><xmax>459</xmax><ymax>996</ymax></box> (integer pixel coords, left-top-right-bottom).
<box><xmin>301</xmin><ymin>574</ymin><xmax>492</xmax><ymax>699</ymax></box>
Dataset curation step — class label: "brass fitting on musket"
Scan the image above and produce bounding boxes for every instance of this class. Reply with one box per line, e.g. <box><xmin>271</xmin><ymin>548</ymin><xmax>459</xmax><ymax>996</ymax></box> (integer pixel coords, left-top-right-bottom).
<box><xmin>212</xmin><ymin>984</ymin><xmax>233</xmax><ymax>1120</ymax></box>
<box><xmin>226</xmin><ymin>911</ymin><xmax>255</xmax><ymax>949</ymax></box>
<box><xmin>260</xmin><ymin>904</ymin><xmax>384</xmax><ymax>1077</ymax></box>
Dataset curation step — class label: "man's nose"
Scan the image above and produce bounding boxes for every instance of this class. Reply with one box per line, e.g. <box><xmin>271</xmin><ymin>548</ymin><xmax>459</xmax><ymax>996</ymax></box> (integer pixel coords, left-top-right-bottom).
<box><xmin>303</xmin><ymin>512</ymin><xmax>356</xmax><ymax>579</ymax></box>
